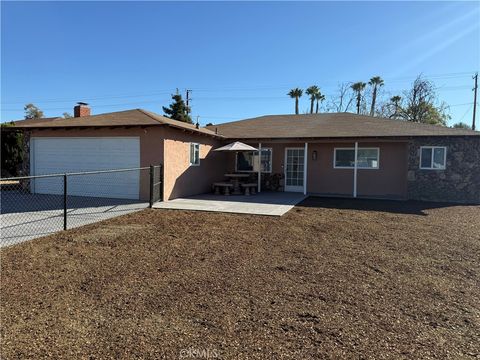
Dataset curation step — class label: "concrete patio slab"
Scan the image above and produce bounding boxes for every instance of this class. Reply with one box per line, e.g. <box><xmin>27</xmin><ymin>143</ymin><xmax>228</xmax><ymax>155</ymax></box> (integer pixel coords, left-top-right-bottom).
<box><xmin>152</xmin><ymin>192</ymin><xmax>307</xmax><ymax>216</ymax></box>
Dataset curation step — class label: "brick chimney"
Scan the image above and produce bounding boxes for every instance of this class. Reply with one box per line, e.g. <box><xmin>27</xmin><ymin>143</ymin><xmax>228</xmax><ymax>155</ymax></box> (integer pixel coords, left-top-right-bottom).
<box><xmin>74</xmin><ymin>102</ymin><xmax>90</xmax><ymax>117</ymax></box>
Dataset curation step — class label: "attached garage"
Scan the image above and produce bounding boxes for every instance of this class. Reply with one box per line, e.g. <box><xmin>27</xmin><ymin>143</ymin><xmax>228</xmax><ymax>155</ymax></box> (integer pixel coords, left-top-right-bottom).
<box><xmin>30</xmin><ymin>137</ymin><xmax>141</xmax><ymax>199</ymax></box>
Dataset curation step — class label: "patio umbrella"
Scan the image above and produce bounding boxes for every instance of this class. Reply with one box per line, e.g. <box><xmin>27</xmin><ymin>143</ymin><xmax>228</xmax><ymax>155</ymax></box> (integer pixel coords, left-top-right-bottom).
<box><xmin>213</xmin><ymin>141</ymin><xmax>258</xmax><ymax>152</ymax></box>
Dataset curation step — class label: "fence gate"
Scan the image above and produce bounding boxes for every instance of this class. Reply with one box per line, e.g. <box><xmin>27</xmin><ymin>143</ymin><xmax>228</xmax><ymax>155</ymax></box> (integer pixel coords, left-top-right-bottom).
<box><xmin>149</xmin><ymin>164</ymin><xmax>163</xmax><ymax>206</ymax></box>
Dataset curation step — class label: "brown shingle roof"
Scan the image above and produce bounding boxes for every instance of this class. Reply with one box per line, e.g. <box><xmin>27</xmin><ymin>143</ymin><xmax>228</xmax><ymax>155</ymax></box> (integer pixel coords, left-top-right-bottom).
<box><xmin>207</xmin><ymin>113</ymin><xmax>479</xmax><ymax>139</ymax></box>
<box><xmin>10</xmin><ymin>109</ymin><xmax>220</xmax><ymax>137</ymax></box>
<box><xmin>8</xmin><ymin>116</ymin><xmax>63</xmax><ymax>126</ymax></box>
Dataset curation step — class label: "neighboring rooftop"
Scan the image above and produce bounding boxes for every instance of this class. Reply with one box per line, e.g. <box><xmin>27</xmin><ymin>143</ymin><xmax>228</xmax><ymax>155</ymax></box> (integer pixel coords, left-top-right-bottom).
<box><xmin>10</xmin><ymin>109</ymin><xmax>219</xmax><ymax>137</ymax></box>
<box><xmin>207</xmin><ymin>113</ymin><xmax>479</xmax><ymax>139</ymax></box>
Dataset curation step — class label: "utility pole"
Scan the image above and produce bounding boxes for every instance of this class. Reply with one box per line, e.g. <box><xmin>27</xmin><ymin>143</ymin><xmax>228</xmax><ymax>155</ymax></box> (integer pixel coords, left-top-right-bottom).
<box><xmin>473</xmin><ymin>73</ymin><xmax>478</xmax><ymax>131</ymax></box>
<box><xmin>185</xmin><ymin>89</ymin><xmax>192</xmax><ymax>116</ymax></box>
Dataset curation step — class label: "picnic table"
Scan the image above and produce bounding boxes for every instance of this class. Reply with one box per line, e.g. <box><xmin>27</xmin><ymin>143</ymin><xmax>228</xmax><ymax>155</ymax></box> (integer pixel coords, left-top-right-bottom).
<box><xmin>224</xmin><ymin>173</ymin><xmax>250</xmax><ymax>195</ymax></box>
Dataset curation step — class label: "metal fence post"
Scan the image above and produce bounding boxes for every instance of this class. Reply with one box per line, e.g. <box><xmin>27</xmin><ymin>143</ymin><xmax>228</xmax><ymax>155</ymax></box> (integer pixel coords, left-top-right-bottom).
<box><xmin>63</xmin><ymin>174</ymin><xmax>67</xmax><ymax>230</ymax></box>
<box><xmin>160</xmin><ymin>164</ymin><xmax>164</xmax><ymax>202</ymax></box>
<box><xmin>149</xmin><ymin>165</ymin><xmax>154</xmax><ymax>208</ymax></box>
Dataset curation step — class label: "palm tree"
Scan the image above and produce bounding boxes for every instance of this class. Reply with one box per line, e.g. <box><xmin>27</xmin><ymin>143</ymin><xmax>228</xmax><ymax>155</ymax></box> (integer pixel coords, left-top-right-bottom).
<box><xmin>288</xmin><ymin>88</ymin><xmax>303</xmax><ymax>115</ymax></box>
<box><xmin>390</xmin><ymin>95</ymin><xmax>402</xmax><ymax>118</ymax></box>
<box><xmin>351</xmin><ymin>82</ymin><xmax>367</xmax><ymax>114</ymax></box>
<box><xmin>314</xmin><ymin>93</ymin><xmax>325</xmax><ymax>114</ymax></box>
<box><xmin>306</xmin><ymin>86</ymin><xmax>320</xmax><ymax>114</ymax></box>
<box><xmin>368</xmin><ymin>76</ymin><xmax>384</xmax><ymax>116</ymax></box>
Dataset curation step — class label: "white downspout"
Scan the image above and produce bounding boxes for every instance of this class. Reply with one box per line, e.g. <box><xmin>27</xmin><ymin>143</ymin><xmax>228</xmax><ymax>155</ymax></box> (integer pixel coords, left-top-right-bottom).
<box><xmin>258</xmin><ymin>142</ymin><xmax>262</xmax><ymax>193</ymax></box>
<box><xmin>353</xmin><ymin>141</ymin><xmax>358</xmax><ymax>198</ymax></box>
<box><xmin>303</xmin><ymin>142</ymin><xmax>308</xmax><ymax>195</ymax></box>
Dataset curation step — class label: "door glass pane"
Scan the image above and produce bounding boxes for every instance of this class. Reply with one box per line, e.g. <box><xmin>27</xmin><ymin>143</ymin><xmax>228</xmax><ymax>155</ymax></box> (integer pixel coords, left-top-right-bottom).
<box><xmin>286</xmin><ymin>149</ymin><xmax>304</xmax><ymax>187</ymax></box>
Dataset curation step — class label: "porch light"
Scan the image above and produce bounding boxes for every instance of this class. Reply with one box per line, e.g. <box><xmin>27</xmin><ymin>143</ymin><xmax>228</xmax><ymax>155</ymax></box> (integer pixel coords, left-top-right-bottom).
<box><xmin>312</xmin><ymin>150</ymin><xmax>317</xmax><ymax>161</ymax></box>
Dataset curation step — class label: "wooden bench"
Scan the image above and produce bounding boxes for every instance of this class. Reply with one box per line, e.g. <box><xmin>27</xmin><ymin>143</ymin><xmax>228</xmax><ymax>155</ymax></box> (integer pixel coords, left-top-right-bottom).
<box><xmin>213</xmin><ymin>182</ymin><xmax>233</xmax><ymax>195</ymax></box>
<box><xmin>241</xmin><ymin>183</ymin><xmax>257</xmax><ymax>196</ymax></box>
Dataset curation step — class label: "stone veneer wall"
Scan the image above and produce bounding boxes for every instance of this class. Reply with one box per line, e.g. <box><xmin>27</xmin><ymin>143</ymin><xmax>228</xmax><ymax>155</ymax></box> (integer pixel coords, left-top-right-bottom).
<box><xmin>407</xmin><ymin>136</ymin><xmax>480</xmax><ymax>203</ymax></box>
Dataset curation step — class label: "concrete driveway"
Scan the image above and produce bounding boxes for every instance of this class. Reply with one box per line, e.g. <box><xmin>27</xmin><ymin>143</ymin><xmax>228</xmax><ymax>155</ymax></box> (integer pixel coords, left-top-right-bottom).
<box><xmin>1</xmin><ymin>192</ymin><xmax>148</xmax><ymax>247</ymax></box>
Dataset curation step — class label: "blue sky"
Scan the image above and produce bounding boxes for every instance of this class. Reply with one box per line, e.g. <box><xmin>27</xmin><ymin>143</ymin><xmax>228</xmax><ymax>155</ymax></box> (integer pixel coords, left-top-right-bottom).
<box><xmin>1</xmin><ymin>1</ymin><xmax>479</xmax><ymax>126</ymax></box>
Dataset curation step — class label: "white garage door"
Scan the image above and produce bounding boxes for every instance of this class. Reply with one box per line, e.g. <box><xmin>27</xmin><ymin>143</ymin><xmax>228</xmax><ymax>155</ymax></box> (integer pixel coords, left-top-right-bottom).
<box><xmin>31</xmin><ymin>137</ymin><xmax>140</xmax><ymax>199</ymax></box>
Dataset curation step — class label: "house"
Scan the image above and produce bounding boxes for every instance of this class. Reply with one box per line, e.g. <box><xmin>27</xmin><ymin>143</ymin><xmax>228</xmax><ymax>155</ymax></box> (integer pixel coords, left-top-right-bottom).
<box><xmin>9</xmin><ymin>103</ymin><xmax>480</xmax><ymax>203</ymax></box>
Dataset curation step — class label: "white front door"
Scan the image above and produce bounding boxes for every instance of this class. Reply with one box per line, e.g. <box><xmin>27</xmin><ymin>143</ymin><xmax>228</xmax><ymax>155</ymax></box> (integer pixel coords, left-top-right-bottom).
<box><xmin>284</xmin><ymin>148</ymin><xmax>305</xmax><ymax>192</ymax></box>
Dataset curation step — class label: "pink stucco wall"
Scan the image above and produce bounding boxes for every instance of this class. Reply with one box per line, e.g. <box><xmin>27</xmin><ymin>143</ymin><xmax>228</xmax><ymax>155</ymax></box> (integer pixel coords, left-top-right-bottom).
<box><xmin>162</xmin><ymin>127</ymin><xmax>227</xmax><ymax>200</ymax></box>
<box><xmin>307</xmin><ymin>142</ymin><xmax>408</xmax><ymax>198</ymax></box>
<box><xmin>29</xmin><ymin>127</ymin><xmax>408</xmax><ymax>201</ymax></box>
<box><xmin>30</xmin><ymin>126</ymin><xmax>227</xmax><ymax>201</ymax></box>
<box><xmin>230</xmin><ymin>140</ymin><xmax>408</xmax><ymax>199</ymax></box>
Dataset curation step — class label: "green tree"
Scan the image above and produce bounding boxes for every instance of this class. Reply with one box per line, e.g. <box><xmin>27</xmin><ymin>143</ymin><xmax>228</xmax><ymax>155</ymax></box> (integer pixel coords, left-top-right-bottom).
<box><xmin>162</xmin><ymin>91</ymin><xmax>192</xmax><ymax>123</ymax></box>
<box><xmin>368</xmin><ymin>76</ymin><xmax>384</xmax><ymax>116</ymax></box>
<box><xmin>452</xmin><ymin>122</ymin><xmax>471</xmax><ymax>129</ymax></box>
<box><xmin>418</xmin><ymin>103</ymin><xmax>449</xmax><ymax>126</ymax></box>
<box><xmin>315</xmin><ymin>92</ymin><xmax>326</xmax><ymax>114</ymax></box>
<box><xmin>306</xmin><ymin>85</ymin><xmax>320</xmax><ymax>114</ymax></box>
<box><xmin>351</xmin><ymin>82</ymin><xmax>367</xmax><ymax>114</ymax></box>
<box><xmin>399</xmin><ymin>76</ymin><xmax>450</xmax><ymax>126</ymax></box>
<box><xmin>1</xmin><ymin>122</ymin><xmax>24</xmax><ymax>177</ymax></box>
<box><xmin>287</xmin><ymin>88</ymin><xmax>303</xmax><ymax>115</ymax></box>
<box><xmin>24</xmin><ymin>103</ymin><xmax>44</xmax><ymax>119</ymax></box>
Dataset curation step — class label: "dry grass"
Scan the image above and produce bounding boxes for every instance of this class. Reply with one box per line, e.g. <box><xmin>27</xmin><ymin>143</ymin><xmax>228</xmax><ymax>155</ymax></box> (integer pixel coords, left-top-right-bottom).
<box><xmin>1</xmin><ymin>197</ymin><xmax>479</xmax><ymax>359</ymax></box>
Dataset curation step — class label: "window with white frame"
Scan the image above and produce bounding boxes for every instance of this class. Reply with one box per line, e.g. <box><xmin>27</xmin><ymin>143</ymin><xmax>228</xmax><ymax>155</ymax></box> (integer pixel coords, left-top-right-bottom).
<box><xmin>189</xmin><ymin>143</ymin><xmax>200</xmax><ymax>166</ymax></box>
<box><xmin>236</xmin><ymin>148</ymin><xmax>272</xmax><ymax>173</ymax></box>
<box><xmin>420</xmin><ymin>146</ymin><xmax>446</xmax><ymax>170</ymax></box>
<box><xmin>334</xmin><ymin>148</ymin><xmax>379</xmax><ymax>169</ymax></box>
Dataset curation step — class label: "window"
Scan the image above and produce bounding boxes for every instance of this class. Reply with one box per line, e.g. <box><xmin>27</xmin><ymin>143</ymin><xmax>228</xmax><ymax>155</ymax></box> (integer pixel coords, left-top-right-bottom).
<box><xmin>334</xmin><ymin>149</ymin><xmax>355</xmax><ymax>168</ymax></box>
<box><xmin>236</xmin><ymin>148</ymin><xmax>272</xmax><ymax>173</ymax></box>
<box><xmin>189</xmin><ymin>143</ymin><xmax>200</xmax><ymax>166</ymax></box>
<box><xmin>420</xmin><ymin>146</ymin><xmax>446</xmax><ymax>170</ymax></box>
<box><xmin>334</xmin><ymin>148</ymin><xmax>379</xmax><ymax>169</ymax></box>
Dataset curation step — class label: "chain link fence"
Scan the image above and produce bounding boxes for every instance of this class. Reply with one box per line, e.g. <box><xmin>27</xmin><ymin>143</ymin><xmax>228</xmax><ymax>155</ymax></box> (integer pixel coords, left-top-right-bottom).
<box><xmin>0</xmin><ymin>165</ymin><xmax>162</xmax><ymax>247</ymax></box>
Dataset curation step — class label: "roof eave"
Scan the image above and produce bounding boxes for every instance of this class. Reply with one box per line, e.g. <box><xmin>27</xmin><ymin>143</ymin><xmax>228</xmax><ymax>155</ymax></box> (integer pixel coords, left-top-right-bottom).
<box><xmin>162</xmin><ymin>123</ymin><xmax>224</xmax><ymax>138</ymax></box>
<box><xmin>8</xmin><ymin>122</ymin><xmax>225</xmax><ymax>138</ymax></box>
<box><xmin>222</xmin><ymin>133</ymin><xmax>480</xmax><ymax>141</ymax></box>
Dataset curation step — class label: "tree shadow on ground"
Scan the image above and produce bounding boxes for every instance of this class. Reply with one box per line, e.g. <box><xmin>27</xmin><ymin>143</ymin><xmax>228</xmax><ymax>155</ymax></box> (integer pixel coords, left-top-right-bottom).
<box><xmin>298</xmin><ymin>196</ymin><xmax>476</xmax><ymax>216</ymax></box>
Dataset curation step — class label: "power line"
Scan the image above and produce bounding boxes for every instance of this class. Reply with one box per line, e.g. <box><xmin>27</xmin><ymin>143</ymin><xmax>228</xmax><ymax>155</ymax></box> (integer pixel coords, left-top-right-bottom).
<box><xmin>1</xmin><ymin>91</ymin><xmax>174</xmax><ymax>105</ymax></box>
<box><xmin>3</xmin><ymin>84</ymin><xmax>469</xmax><ymax>109</ymax></box>
<box><xmin>448</xmin><ymin>102</ymin><xmax>476</xmax><ymax>107</ymax></box>
<box><xmin>1</xmin><ymin>96</ymin><xmax>473</xmax><ymax>113</ymax></box>
<box><xmin>1</xmin><ymin>99</ymin><xmax>164</xmax><ymax>112</ymax></box>
<box><xmin>1</xmin><ymin>71</ymin><xmax>476</xmax><ymax>105</ymax></box>
<box><xmin>2</xmin><ymin>97</ymin><xmax>476</xmax><ymax>112</ymax></box>
<box><xmin>458</xmin><ymin>104</ymin><xmax>473</xmax><ymax>122</ymax></box>
<box><xmin>194</xmin><ymin>115</ymin><xmax>240</xmax><ymax>120</ymax></box>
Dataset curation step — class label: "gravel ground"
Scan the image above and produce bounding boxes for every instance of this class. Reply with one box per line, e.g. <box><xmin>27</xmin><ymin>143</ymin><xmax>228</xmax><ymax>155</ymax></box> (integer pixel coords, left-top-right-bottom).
<box><xmin>1</xmin><ymin>197</ymin><xmax>479</xmax><ymax>359</ymax></box>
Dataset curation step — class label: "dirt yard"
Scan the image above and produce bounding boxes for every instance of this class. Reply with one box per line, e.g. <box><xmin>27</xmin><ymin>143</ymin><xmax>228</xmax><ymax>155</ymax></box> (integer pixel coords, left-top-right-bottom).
<box><xmin>1</xmin><ymin>197</ymin><xmax>479</xmax><ymax>359</ymax></box>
